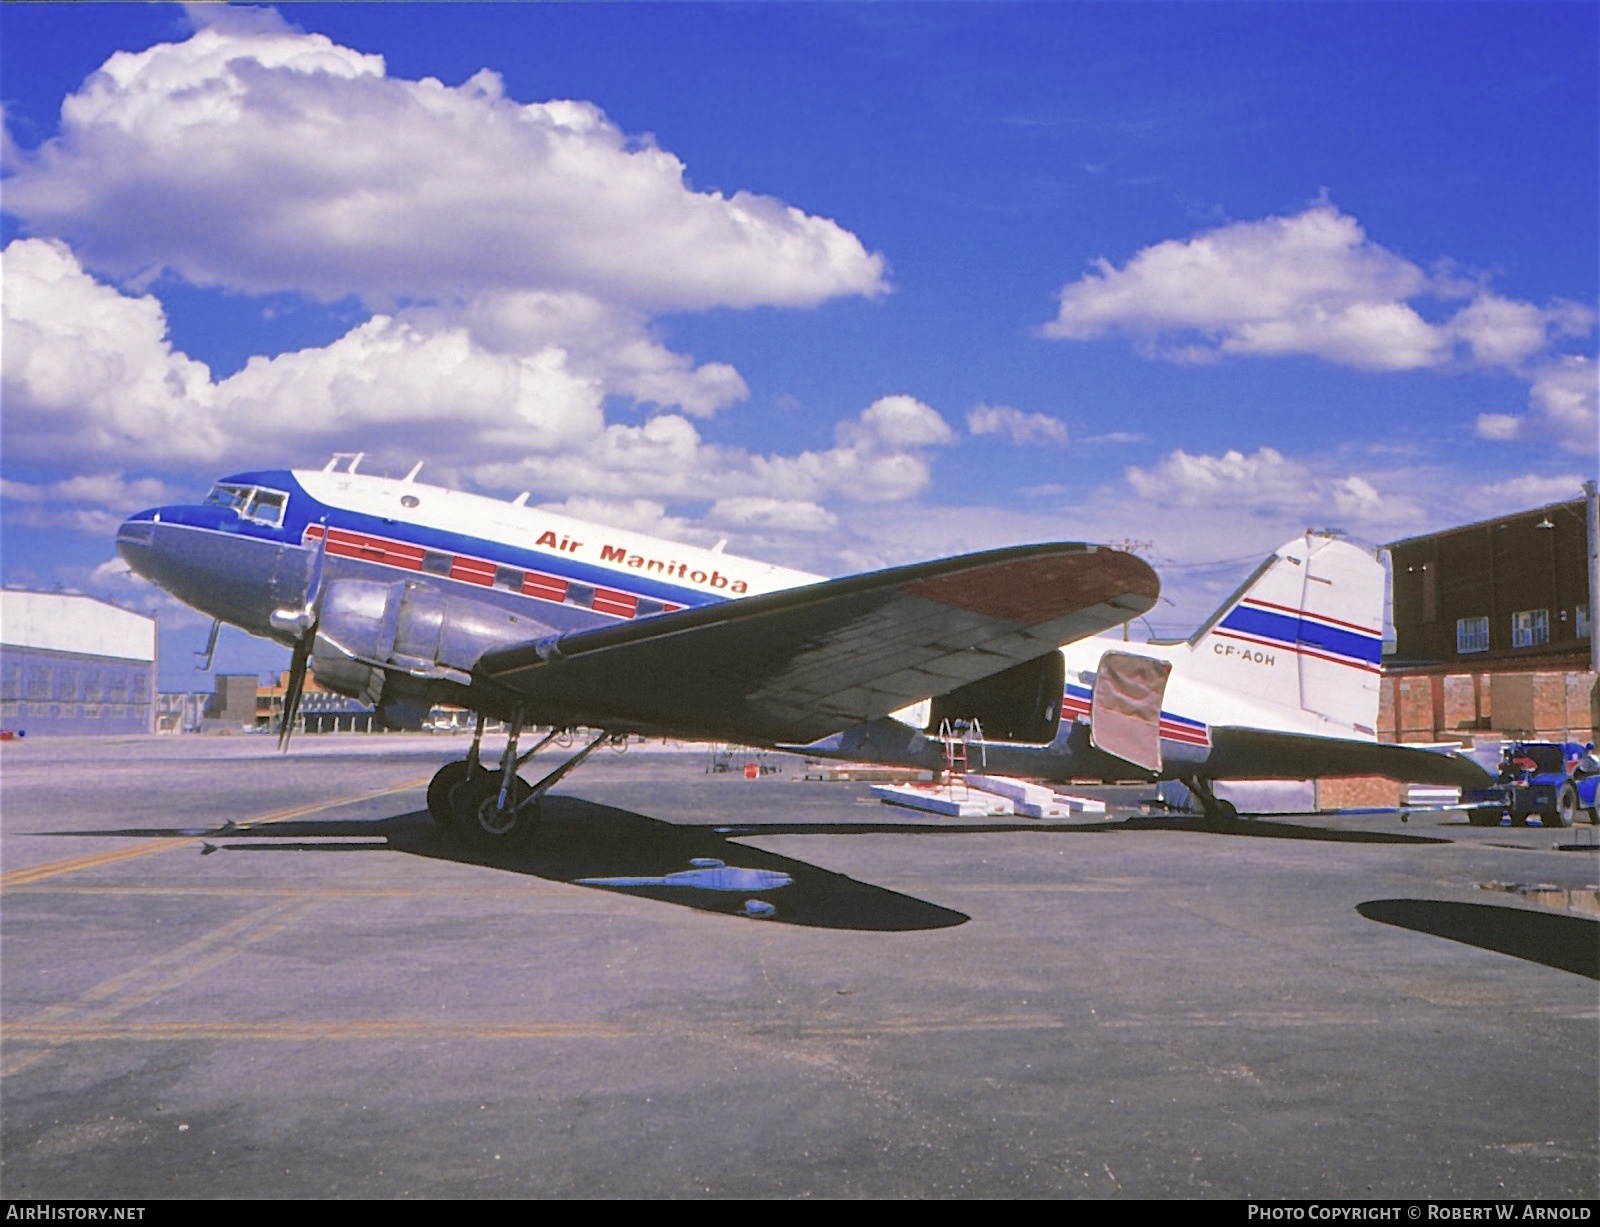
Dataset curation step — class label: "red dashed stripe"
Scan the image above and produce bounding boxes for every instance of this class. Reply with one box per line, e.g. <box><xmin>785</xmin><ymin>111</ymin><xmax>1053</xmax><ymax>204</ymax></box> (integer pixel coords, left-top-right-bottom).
<box><xmin>302</xmin><ymin>523</ymin><xmax>683</xmax><ymax>620</ymax></box>
<box><xmin>592</xmin><ymin>589</ymin><xmax>638</xmax><ymax>619</ymax></box>
<box><xmin>450</xmin><ymin>557</ymin><xmax>496</xmax><ymax>587</ymax></box>
<box><xmin>522</xmin><ymin>573</ymin><xmax>568</xmax><ymax>603</ymax></box>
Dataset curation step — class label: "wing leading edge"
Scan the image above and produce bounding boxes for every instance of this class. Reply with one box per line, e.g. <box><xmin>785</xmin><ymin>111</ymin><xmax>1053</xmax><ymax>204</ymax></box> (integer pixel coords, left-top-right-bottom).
<box><xmin>477</xmin><ymin>543</ymin><xmax>1159</xmax><ymax>745</ymax></box>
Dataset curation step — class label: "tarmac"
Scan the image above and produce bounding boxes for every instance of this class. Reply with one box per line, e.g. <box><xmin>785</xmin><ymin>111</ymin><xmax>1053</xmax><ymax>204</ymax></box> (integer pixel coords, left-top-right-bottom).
<box><xmin>1</xmin><ymin>732</ymin><xmax>1596</xmax><ymax>1199</ymax></box>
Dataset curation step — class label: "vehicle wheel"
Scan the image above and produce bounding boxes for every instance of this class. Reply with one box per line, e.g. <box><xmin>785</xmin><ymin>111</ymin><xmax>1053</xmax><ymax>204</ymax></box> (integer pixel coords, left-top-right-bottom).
<box><xmin>1466</xmin><ymin>806</ymin><xmax>1503</xmax><ymax>827</ymax></box>
<box><xmin>453</xmin><ymin>772</ymin><xmax>535</xmax><ymax>848</ymax></box>
<box><xmin>426</xmin><ymin>760</ymin><xmax>482</xmax><ymax>825</ymax></box>
<box><xmin>1553</xmin><ymin>783</ymin><xmax>1578</xmax><ymax>828</ymax></box>
<box><xmin>1509</xmin><ymin>810</ymin><xmax>1530</xmax><ymax>828</ymax></box>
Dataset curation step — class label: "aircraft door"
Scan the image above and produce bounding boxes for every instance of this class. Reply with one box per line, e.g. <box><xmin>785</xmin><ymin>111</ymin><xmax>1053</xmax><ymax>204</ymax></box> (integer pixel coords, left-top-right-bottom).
<box><xmin>1089</xmin><ymin>651</ymin><xmax>1172</xmax><ymax>773</ymax></box>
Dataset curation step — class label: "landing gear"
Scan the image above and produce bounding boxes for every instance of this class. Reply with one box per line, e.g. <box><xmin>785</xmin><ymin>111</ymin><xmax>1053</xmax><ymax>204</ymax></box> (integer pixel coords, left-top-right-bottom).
<box><xmin>454</xmin><ymin>772</ymin><xmax>535</xmax><ymax>847</ymax></box>
<box><xmin>425</xmin><ymin>713</ymin><xmax>490</xmax><ymax>825</ymax></box>
<box><xmin>1185</xmin><ymin>778</ymin><xmax>1238</xmax><ymax>824</ymax></box>
<box><xmin>447</xmin><ymin>709</ymin><xmax>620</xmax><ymax>849</ymax></box>
<box><xmin>1467</xmin><ymin>805</ymin><xmax>1504</xmax><ymax>827</ymax></box>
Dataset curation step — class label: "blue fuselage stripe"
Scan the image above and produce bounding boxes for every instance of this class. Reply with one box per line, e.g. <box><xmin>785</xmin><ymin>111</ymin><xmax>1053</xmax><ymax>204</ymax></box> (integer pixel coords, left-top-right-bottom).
<box><xmin>1219</xmin><ymin>605</ymin><xmax>1381</xmax><ymax>666</ymax></box>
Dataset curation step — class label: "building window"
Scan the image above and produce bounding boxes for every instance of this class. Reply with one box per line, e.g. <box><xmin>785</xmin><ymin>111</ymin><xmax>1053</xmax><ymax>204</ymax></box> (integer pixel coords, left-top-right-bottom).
<box><xmin>1510</xmin><ymin>609</ymin><xmax>1549</xmax><ymax>649</ymax></box>
<box><xmin>1579</xmin><ymin>605</ymin><xmax>1591</xmax><ymax>639</ymax></box>
<box><xmin>1456</xmin><ymin>616</ymin><xmax>1490</xmax><ymax>655</ymax></box>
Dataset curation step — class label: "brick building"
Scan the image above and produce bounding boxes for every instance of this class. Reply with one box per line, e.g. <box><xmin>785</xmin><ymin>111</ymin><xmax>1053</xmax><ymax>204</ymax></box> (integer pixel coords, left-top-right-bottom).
<box><xmin>1382</xmin><ymin>491</ymin><xmax>1597</xmax><ymax>746</ymax></box>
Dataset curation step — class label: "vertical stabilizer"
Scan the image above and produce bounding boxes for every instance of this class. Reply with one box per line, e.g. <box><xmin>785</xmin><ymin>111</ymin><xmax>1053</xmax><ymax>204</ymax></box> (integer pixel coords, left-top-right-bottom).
<box><xmin>1184</xmin><ymin>535</ymin><xmax>1384</xmax><ymax>735</ymax></box>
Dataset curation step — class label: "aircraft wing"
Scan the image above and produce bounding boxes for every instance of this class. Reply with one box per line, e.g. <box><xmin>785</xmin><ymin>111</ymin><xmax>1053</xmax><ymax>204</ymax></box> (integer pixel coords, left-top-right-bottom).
<box><xmin>476</xmin><ymin>543</ymin><xmax>1158</xmax><ymax>745</ymax></box>
<box><xmin>1206</xmin><ymin>727</ymin><xmax>1494</xmax><ymax>788</ymax></box>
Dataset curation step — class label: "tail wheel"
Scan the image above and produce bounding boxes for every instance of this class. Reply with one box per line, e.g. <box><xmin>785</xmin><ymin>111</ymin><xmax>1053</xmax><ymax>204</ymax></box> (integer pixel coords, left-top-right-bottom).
<box><xmin>453</xmin><ymin>772</ymin><xmax>536</xmax><ymax>848</ymax></box>
<box><xmin>1553</xmin><ymin>783</ymin><xmax>1578</xmax><ymax>829</ymax></box>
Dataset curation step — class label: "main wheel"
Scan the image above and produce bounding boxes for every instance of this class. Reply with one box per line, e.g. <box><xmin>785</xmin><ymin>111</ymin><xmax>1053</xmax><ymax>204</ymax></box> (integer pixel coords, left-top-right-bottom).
<box><xmin>452</xmin><ymin>772</ymin><xmax>536</xmax><ymax>848</ymax></box>
<box><xmin>426</xmin><ymin>760</ymin><xmax>484</xmax><ymax>826</ymax></box>
<box><xmin>1553</xmin><ymin>783</ymin><xmax>1578</xmax><ymax>828</ymax></box>
<box><xmin>1466</xmin><ymin>805</ymin><xmax>1503</xmax><ymax>827</ymax></box>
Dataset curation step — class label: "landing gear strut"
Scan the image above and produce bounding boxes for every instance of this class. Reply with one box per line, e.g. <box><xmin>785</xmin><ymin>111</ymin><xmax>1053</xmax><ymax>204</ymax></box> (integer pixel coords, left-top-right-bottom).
<box><xmin>451</xmin><ymin>710</ymin><xmax>621</xmax><ymax>849</ymax></box>
<box><xmin>1184</xmin><ymin>777</ymin><xmax>1238</xmax><ymax>824</ymax></box>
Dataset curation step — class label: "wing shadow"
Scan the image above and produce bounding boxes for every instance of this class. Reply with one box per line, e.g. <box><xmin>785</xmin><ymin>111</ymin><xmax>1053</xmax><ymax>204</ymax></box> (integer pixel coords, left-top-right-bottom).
<box><xmin>1357</xmin><ymin>898</ymin><xmax>1599</xmax><ymax>979</ymax></box>
<box><xmin>43</xmin><ymin>801</ymin><xmax>967</xmax><ymax>932</ymax></box>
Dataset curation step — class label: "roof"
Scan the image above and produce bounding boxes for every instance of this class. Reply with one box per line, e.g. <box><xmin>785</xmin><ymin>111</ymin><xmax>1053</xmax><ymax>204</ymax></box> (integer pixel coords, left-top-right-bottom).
<box><xmin>1384</xmin><ymin>496</ymin><xmax>1587</xmax><ymax>550</ymax></box>
<box><xmin>0</xmin><ymin>590</ymin><xmax>156</xmax><ymax>662</ymax></box>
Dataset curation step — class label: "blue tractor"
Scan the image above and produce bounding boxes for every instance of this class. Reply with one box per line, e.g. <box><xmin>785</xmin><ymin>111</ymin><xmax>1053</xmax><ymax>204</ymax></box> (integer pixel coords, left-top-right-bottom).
<box><xmin>1465</xmin><ymin>740</ymin><xmax>1600</xmax><ymax>827</ymax></box>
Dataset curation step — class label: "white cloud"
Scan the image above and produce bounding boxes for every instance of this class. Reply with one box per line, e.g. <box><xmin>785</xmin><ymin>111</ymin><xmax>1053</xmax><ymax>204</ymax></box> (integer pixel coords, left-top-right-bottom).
<box><xmin>4</xmin><ymin>10</ymin><xmax>886</xmax><ymax>312</ymax></box>
<box><xmin>1044</xmin><ymin>204</ymin><xmax>1447</xmax><ymax>370</ymax></box>
<box><xmin>1044</xmin><ymin>204</ymin><xmax>1595</xmax><ymax>380</ymax></box>
<box><xmin>966</xmin><ymin>404</ymin><xmax>1069</xmax><ymax>446</ymax></box>
<box><xmin>1526</xmin><ymin>355</ymin><xmax>1598</xmax><ymax>453</ymax></box>
<box><xmin>0</xmin><ymin>238</ymin><xmax>221</xmax><ymax>462</ymax></box>
<box><xmin>707</xmin><ymin>498</ymin><xmax>839</xmax><ymax>533</ymax></box>
<box><xmin>474</xmin><ymin>395</ymin><xmax>956</xmax><ymax>510</ymax></box>
<box><xmin>1475</xmin><ymin>412</ymin><xmax>1522</xmax><ymax>441</ymax></box>
<box><xmin>1124</xmin><ymin>446</ymin><xmax>1424</xmax><ymax>529</ymax></box>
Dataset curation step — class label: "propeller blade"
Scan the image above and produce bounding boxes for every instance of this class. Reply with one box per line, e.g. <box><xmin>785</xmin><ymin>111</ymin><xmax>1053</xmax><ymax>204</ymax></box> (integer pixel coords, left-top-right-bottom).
<box><xmin>278</xmin><ymin>635</ymin><xmax>310</xmax><ymax>752</ymax></box>
<box><xmin>304</xmin><ymin>517</ymin><xmax>328</xmax><ymax>610</ymax></box>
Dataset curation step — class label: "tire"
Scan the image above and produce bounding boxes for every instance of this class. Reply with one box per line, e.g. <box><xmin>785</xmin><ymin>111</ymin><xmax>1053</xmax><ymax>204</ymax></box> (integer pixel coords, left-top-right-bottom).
<box><xmin>1466</xmin><ymin>806</ymin><xmax>1503</xmax><ymax>827</ymax></box>
<box><xmin>1553</xmin><ymin>783</ymin><xmax>1578</xmax><ymax>829</ymax></box>
<box><xmin>426</xmin><ymin>760</ymin><xmax>482</xmax><ymax>825</ymax></box>
<box><xmin>452</xmin><ymin>772</ymin><xmax>535</xmax><ymax>848</ymax></box>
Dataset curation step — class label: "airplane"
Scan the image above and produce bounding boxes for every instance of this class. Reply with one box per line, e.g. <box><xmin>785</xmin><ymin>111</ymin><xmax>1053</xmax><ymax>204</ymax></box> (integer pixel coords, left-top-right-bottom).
<box><xmin>797</xmin><ymin>531</ymin><xmax>1493</xmax><ymax>818</ymax></box>
<box><xmin>114</xmin><ymin>454</ymin><xmax>1162</xmax><ymax>843</ymax></box>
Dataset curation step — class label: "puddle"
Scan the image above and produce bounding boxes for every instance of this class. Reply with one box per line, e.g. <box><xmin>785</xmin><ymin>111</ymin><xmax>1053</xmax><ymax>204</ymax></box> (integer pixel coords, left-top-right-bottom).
<box><xmin>576</xmin><ymin>858</ymin><xmax>794</xmax><ymax>893</ymax></box>
<box><xmin>1476</xmin><ymin>880</ymin><xmax>1600</xmax><ymax>917</ymax></box>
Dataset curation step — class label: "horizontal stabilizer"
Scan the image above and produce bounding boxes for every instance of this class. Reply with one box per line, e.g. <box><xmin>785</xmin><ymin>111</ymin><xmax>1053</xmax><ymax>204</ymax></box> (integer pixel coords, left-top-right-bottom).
<box><xmin>1207</xmin><ymin>727</ymin><xmax>1493</xmax><ymax>787</ymax></box>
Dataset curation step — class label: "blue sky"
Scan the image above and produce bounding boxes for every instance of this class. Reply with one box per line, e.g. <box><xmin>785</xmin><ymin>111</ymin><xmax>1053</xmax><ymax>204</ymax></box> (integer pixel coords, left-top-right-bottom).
<box><xmin>2</xmin><ymin>3</ymin><xmax>1595</xmax><ymax>688</ymax></box>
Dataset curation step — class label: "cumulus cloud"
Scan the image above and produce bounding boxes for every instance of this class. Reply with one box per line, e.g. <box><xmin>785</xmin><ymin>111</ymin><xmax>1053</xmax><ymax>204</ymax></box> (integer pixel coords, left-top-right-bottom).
<box><xmin>3</xmin><ymin>237</ymin><xmax>960</xmax><ymax>540</ymax></box>
<box><xmin>476</xmin><ymin>395</ymin><xmax>956</xmax><ymax>509</ymax></box>
<box><xmin>1043</xmin><ymin>202</ymin><xmax>1596</xmax><ymax>448</ymax></box>
<box><xmin>966</xmin><ymin>404</ymin><xmax>1069</xmax><ymax>446</ymax></box>
<box><xmin>1125</xmin><ymin>446</ymin><xmax>1423</xmax><ymax>528</ymax></box>
<box><xmin>707</xmin><ymin>498</ymin><xmax>840</xmax><ymax>533</ymax></box>
<box><xmin>3</xmin><ymin>10</ymin><xmax>886</xmax><ymax>312</ymax></box>
<box><xmin>1044</xmin><ymin>204</ymin><xmax>1446</xmax><ymax>370</ymax></box>
<box><xmin>1474</xmin><ymin>412</ymin><xmax>1523</xmax><ymax>442</ymax></box>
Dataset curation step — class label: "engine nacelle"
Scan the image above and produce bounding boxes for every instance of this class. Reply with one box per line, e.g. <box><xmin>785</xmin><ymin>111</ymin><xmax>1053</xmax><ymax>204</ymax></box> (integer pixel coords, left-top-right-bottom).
<box><xmin>309</xmin><ymin>579</ymin><xmax>552</xmax><ymax>712</ymax></box>
<box><xmin>926</xmin><ymin>650</ymin><xmax>1065</xmax><ymax>744</ymax></box>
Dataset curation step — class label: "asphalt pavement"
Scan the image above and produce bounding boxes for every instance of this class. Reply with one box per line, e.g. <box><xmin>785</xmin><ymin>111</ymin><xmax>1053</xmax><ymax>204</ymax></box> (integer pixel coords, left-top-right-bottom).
<box><xmin>2</xmin><ymin>733</ymin><xmax>1595</xmax><ymax>1198</ymax></box>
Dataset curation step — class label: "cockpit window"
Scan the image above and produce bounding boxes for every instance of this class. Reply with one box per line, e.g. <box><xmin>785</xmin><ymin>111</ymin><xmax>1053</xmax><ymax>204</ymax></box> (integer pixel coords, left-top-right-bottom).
<box><xmin>246</xmin><ymin>489</ymin><xmax>287</xmax><ymax>527</ymax></box>
<box><xmin>205</xmin><ymin>483</ymin><xmax>288</xmax><ymax>527</ymax></box>
<box><xmin>205</xmin><ymin>484</ymin><xmax>251</xmax><ymax>510</ymax></box>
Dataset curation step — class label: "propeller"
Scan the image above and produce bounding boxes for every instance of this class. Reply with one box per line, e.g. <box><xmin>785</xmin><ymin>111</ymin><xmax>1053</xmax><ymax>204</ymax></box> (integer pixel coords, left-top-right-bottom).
<box><xmin>271</xmin><ymin>520</ymin><xmax>328</xmax><ymax>751</ymax></box>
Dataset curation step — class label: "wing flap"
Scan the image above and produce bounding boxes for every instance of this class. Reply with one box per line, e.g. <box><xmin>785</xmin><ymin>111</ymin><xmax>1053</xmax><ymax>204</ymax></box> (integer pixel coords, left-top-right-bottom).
<box><xmin>477</xmin><ymin>543</ymin><xmax>1158</xmax><ymax>744</ymax></box>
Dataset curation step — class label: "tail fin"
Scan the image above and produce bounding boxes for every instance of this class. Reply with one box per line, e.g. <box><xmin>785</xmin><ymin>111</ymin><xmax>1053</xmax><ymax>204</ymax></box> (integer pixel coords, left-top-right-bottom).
<box><xmin>1184</xmin><ymin>535</ymin><xmax>1383</xmax><ymax>735</ymax></box>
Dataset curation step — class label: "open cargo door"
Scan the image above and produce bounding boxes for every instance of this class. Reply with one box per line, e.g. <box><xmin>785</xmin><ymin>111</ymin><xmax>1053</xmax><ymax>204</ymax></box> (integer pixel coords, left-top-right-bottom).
<box><xmin>1090</xmin><ymin>651</ymin><xmax>1172</xmax><ymax>773</ymax></box>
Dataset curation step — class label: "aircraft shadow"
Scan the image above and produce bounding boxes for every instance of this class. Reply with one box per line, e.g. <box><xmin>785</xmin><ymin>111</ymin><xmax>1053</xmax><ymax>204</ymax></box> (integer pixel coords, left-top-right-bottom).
<box><xmin>1357</xmin><ymin>898</ymin><xmax>1600</xmax><ymax>979</ymax></box>
<box><xmin>51</xmin><ymin>800</ymin><xmax>969</xmax><ymax>932</ymax></box>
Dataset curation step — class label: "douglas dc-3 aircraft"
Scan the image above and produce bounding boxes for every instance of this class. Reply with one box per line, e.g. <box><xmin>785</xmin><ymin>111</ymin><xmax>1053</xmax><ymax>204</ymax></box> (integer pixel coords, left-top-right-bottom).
<box><xmin>116</xmin><ymin>455</ymin><xmax>1486</xmax><ymax>841</ymax></box>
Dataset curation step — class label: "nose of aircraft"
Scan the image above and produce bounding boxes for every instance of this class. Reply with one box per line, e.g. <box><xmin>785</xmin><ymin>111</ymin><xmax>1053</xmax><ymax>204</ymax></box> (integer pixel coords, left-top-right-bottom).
<box><xmin>115</xmin><ymin>509</ymin><xmax>160</xmax><ymax>580</ymax></box>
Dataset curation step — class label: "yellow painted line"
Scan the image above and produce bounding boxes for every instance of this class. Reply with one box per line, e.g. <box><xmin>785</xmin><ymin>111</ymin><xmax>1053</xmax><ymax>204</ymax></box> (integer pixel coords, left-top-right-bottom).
<box><xmin>0</xmin><ymin>775</ymin><xmax>431</xmax><ymax>890</ymax></box>
<box><xmin>3</xmin><ymin>1020</ymin><xmax>637</xmax><ymax>1043</ymax></box>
